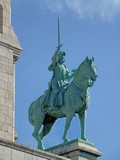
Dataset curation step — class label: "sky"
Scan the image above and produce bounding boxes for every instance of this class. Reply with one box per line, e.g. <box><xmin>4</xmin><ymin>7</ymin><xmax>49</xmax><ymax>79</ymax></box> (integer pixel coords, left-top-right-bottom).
<box><xmin>12</xmin><ymin>0</ymin><xmax>120</xmax><ymax>159</ymax></box>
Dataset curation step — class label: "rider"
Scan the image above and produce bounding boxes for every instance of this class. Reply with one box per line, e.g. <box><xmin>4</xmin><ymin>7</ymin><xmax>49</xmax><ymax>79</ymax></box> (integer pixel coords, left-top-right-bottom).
<box><xmin>43</xmin><ymin>45</ymin><xmax>75</xmax><ymax>107</ymax></box>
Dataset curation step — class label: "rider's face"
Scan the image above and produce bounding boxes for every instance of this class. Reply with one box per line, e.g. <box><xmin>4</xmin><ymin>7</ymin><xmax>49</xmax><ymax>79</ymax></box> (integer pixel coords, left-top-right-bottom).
<box><xmin>58</xmin><ymin>54</ymin><xmax>65</xmax><ymax>64</ymax></box>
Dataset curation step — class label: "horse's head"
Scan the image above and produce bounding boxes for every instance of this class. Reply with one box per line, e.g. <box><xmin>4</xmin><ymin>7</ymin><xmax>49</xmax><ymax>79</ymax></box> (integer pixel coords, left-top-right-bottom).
<box><xmin>74</xmin><ymin>57</ymin><xmax>97</xmax><ymax>89</ymax></box>
<box><xmin>84</xmin><ymin>57</ymin><xmax>97</xmax><ymax>85</ymax></box>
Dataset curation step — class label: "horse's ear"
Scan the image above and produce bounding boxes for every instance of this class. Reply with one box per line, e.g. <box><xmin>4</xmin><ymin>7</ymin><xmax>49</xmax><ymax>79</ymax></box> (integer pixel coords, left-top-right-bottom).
<box><xmin>92</xmin><ymin>57</ymin><xmax>94</xmax><ymax>62</ymax></box>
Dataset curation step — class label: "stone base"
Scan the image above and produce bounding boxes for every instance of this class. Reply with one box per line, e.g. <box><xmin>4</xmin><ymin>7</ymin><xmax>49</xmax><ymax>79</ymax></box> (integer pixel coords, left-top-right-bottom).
<box><xmin>46</xmin><ymin>139</ymin><xmax>102</xmax><ymax>160</ymax></box>
<box><xmin>0</xmin><ymin>138</ymin><xmax>69</xmax><ymax>160</ymax></box>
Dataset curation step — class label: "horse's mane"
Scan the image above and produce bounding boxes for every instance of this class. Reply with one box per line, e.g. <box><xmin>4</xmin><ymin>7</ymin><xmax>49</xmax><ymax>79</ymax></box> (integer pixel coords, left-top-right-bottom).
<box><xmin>73</xmin><ymin>60</ymin><xmax>85</xmax><ymax>79</ymax></box>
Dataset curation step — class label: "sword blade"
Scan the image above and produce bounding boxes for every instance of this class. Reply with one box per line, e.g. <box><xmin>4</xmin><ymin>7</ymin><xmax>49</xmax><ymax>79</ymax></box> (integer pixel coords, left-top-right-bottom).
<box><xmin>58</xmin><ymin>17</ymin><xmax>60</xmax><ymax>47</ymax></box>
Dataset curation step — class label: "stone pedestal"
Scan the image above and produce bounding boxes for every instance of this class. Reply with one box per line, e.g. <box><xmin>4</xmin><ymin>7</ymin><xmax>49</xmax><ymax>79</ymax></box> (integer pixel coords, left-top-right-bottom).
<box><xmin>46</xmin><ymin>139</ymin><xmax>102</xmax><ymax>160</ymax></box>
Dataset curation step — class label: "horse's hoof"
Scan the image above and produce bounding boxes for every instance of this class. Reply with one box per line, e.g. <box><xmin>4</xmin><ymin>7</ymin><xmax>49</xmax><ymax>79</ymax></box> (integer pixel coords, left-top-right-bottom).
<box><xmin>63</xmin><ymin>138</ymin><xmax>69</xmax><ymax>143</ymax></box>
<box><xmin>38</xmin><ymin>145</ymin><xmax>44</xmax><ymax>150</ymax></box>
<box><xmin>81</xmin><ymin>137</ymin><xmax>88</xmax><ymax>141</ymax></box>
<box><xmin>37</xmin><ymin>141</ymin><xmax>44</xmax><ymax>150</ymax></box>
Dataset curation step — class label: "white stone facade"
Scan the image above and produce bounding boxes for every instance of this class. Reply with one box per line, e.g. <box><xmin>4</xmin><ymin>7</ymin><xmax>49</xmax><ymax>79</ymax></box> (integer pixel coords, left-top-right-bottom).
<box><xmin>0</xmin><ymin>0</ymin><xmax>22</xmax><ymax>141</ymax></box>
<box><xmin>0</xmin><ymin>45</ymin><xmax>15</xmax><ymax>141</ymax></box>
<box><xmin>0</xmin><ymin>139</ymin><xmax>70</xmax><ymax>160</ymax></box>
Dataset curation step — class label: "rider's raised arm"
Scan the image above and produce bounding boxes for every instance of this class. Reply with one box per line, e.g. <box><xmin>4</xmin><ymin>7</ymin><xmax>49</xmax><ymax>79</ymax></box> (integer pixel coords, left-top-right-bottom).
<box><xmin>48</xmin><ymin>44</ymin><xmax>63</xmax><ymax>71</ymax></box>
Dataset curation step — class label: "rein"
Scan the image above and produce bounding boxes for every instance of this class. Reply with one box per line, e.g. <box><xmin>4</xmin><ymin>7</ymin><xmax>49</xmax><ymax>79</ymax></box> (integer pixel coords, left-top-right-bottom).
<box><xmin>71</xmin><ymin>81</ymin><xmax>89</xmax><ymax>113</ymax></box>
<box><xmin>71</xmin><ymin>81</ymin><xmax>86</xmax><ymax>96</ymax></box>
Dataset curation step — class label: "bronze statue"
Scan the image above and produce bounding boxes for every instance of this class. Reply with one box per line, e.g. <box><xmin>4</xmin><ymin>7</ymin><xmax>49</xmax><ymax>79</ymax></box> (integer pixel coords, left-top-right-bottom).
<box><xmin>28</xmin><ymin>18</ymin><xmax>97</xmax><ymax>150</ymax></box>
<box><xmin>43</xmin><ymin>45</ymin><xmax>75</xmax><ymax>108</ymax></box>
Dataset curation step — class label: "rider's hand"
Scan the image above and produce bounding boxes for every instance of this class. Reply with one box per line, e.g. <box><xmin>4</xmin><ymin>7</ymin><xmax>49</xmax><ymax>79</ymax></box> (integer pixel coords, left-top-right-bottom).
<box><xmin>57</xmin><ymin>44</ymin><xmax>63</xmax><ymax>50</ymax></box>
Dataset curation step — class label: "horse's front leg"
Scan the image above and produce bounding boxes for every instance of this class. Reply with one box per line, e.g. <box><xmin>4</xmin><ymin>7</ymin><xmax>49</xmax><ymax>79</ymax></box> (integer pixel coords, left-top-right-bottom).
<box><xmin>79</xmin><ymin>110</ymin><xmax>87</xmax><ymax>141</ymax></box>
<box><xmin>62</xmin><ymin>114</ymin><xmax>74</xmax><ymax>143</ymax></box>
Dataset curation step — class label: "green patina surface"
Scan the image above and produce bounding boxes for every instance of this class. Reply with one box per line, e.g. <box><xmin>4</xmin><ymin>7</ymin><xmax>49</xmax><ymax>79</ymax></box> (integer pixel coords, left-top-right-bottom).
<box><xmin>28</xmin><ymin>19</ymin><xmax>97</xmax><ymax>150</ymax></box>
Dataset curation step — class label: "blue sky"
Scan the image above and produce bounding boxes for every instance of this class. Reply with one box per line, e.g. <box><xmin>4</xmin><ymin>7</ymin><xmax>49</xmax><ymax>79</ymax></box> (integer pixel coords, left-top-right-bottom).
<box><xmin>12</xmin><ymin>0</ymin><xmax>120</xmax><ymax>159</ymax></box>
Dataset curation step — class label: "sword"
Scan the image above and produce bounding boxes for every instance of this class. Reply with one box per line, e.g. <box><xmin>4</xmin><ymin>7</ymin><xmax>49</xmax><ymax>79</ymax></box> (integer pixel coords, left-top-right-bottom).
<box><xmin>57</xmin><ymin>17</ymin><xmax>62</xmax><ymax>51</ymax></box>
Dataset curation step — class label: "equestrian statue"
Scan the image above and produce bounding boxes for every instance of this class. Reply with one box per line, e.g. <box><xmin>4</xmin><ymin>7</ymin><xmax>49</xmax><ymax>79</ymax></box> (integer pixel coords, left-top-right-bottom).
<box><xmin>28</xmin><ymin>18</ymin><xmax>97</xmax><ymax>149</ymax></box>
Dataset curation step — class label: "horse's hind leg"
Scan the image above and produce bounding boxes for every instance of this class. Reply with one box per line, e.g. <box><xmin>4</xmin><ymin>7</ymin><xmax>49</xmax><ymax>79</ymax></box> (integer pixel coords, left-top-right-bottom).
<box><xmin>32</xmin><ymin>117</ymin><xmax>44</xmax><ymax>149</ymax></box>
<box><xmin>39</xmin><ymin>122</ymin><xmax>55</xmax><ymax>141</ymax></box>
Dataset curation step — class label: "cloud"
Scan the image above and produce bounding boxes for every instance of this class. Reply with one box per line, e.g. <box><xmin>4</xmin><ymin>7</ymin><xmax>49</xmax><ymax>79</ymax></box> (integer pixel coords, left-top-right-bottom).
<box><xmin>42</xmin><ymin>0</ymin><xmax>64</xmax><ymax>12</ymax></box>
<box><xmin>38</xmin><ymin>0</ymin><xmax>120</xmax><ymax>20</ymax></box>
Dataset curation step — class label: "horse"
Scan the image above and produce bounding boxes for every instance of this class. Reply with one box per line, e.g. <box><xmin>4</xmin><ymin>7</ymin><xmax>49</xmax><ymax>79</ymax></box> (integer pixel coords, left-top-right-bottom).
<box><xmin>28</xmin><ymin>57</ymin><xmax>97</xmax><ymax>149</ymax></box>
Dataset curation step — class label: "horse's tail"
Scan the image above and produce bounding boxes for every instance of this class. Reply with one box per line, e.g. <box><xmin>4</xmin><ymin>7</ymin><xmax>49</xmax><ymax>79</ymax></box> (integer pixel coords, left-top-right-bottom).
<box><xmin>28</xmin><ymin>102</ymin><xmax>35</xmax><ymax>126</ymax></box>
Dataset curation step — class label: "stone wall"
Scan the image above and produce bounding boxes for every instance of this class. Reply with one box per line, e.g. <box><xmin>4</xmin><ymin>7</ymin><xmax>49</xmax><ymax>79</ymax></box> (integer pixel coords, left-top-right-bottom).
<box><xmin>0</xmin><ymin>45</ymin><xmax>15</xmax><ymax>141</ymax></box>
<box><xmin>0</xmin><ymin>0</ymin><xmax>22</xmax><ymax>141</ymax></box>
<box><xmin>0</xmin><ymin>139</ymin><xmax>70</xmax><ymax>160</ymax></box>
